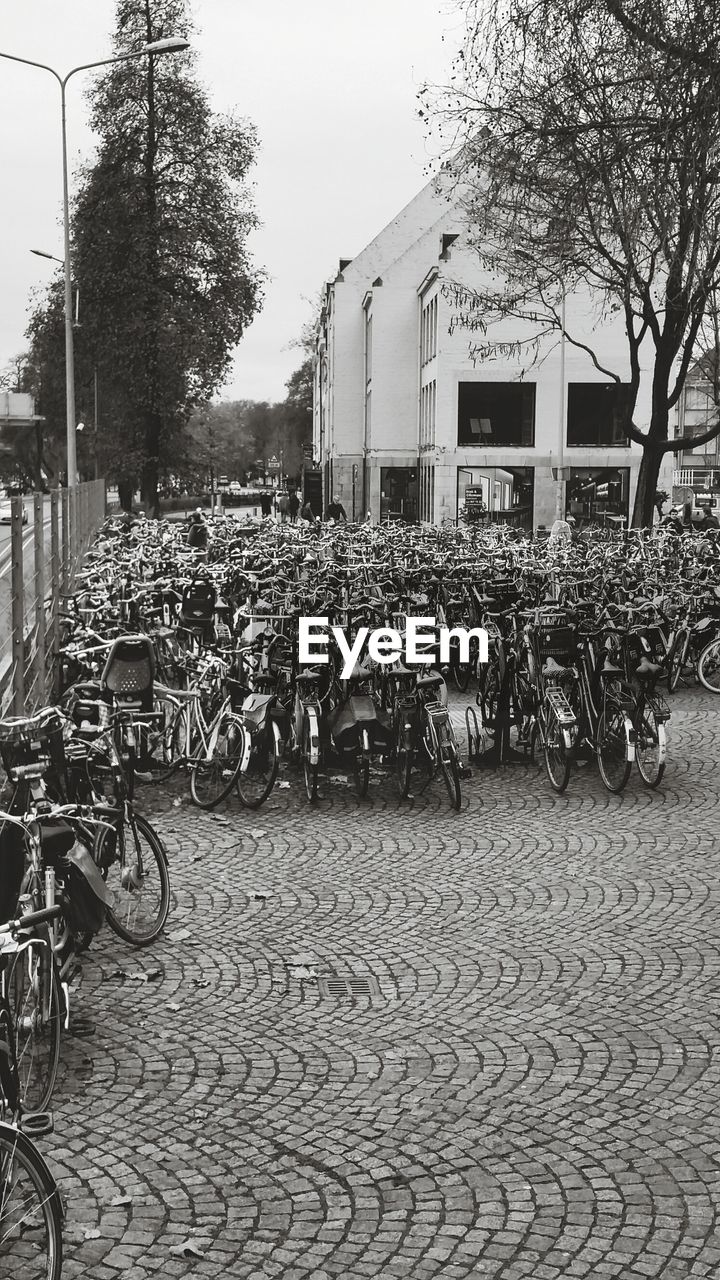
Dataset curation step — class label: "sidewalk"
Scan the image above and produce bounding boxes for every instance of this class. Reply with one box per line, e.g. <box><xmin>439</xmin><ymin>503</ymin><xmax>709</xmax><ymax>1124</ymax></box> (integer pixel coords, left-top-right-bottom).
<box><xmin>51</xmin><ymin>684</ymin><xmax>720</xmax><ymax>1279</ymax></box>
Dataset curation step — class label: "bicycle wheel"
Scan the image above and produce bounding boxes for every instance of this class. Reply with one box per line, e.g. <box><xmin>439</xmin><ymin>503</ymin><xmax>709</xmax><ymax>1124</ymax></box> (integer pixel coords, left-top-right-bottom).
<box><xmin>97</xmin><ymin>813</ymin><xmax>170</xmax><ymax>946</ymax></box>
<box><xmin>190</xmin><ymin>712</ymin><xmax>247</xmax><ymax>809</ymax></box>
<box><xmin>438</xmin><ymin>730</ymin><xmax>462</xmax><ymax>811</ymax></box>
<box><xmin>540</xmin><ymin>706</ymin><xmax>572</xmax><ymax>793</ymax></box>
<box><xmin>667</xmin><ymin>632</ymin><xmax>687</xmax><ymax>693</ymax></box>
<box><xmin>302</xmin><ymin>711</ymin><xmax>319</xmax><ymax>803</ymax></box>
<box><xmin>236</xmin><ymin>721</ymin><xmax>281</xmax><ymax>809</ymax></box>
<box><xmin>5</xmin><ymin>936</ymin><xmax>62</xmax><ymax>1114</ymax></box>
<box><xmin>136</xmin><ymin>694</ymin><xmax>184</xmax><ymax>783</ymax></box>
<box><xmin>597</xmin><ymin>705</ymin><xmax>633</xmax><ymax>793</ymax></box>
<box><xmin>635</xmin><ymin>704</ymin><xmax>666</xmax><ymax>789</ymax></box>
<box><xmin>353</xmin><ymin>728</ymin><xmax>371</xmax><ymax>798</ymax></box>
<box><xmin>0</xmin><ymin>1122</ymin><xmax>63</xmax><ymax>1280</ymax></box>
<box><xmin>395</xmin><ymin>719</ymin><xmax>412</xmax><ymax>799</ymax></box>
<box><xmin>698</xmin><ymin>637</ymin><xmax>720</xmax><ymax>693</ymax></box>
<box><xmin>477</xmin><ymin>660</ymin><xmax>501</xmax><ymax>729</ymax></box>
<box><xmin>450</xmin><ymin>635</ymin><xmax>473</xmax><ymax>693</ymax></box>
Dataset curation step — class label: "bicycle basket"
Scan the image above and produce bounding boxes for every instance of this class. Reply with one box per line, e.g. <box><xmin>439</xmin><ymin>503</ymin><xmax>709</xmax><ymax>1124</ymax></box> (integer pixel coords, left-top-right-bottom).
<box><xmin>536</xmin><ymin>613</ymin><xmax>577</xmax><ymax>659</ymax></box>
<box><xmin>0</xmin><ymin>709</ymin><xmax>67</xmax><ymax>783</ymax></box>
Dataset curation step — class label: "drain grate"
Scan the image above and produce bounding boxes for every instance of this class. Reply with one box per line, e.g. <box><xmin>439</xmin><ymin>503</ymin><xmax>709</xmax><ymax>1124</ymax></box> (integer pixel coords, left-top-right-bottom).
<box><xmin>318</xmin><ymin>975</ymin><xmax>380</xmax><ymax>999</ymax></box>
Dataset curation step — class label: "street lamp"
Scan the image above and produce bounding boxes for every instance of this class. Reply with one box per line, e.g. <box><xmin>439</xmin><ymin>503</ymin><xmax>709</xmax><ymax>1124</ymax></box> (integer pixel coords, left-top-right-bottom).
<box><xmin>0</xmin><ymin>36</ymin><xmax>189</xmax><ymax>488</ymax></box>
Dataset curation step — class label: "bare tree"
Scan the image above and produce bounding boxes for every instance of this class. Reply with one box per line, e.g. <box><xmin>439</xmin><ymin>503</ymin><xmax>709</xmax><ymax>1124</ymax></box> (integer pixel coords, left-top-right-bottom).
<box><xmin>425</xmin><ymin>0</ymin><xmax>720</xmax><ymax>525</ymax></box>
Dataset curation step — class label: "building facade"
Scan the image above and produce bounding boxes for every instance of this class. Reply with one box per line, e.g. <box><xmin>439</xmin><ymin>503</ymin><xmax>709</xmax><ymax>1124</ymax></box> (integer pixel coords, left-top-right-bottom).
<box><xmin>313</xmin><ymin>176</ymin><xmax>673</xmax><ymax>529</ymax></box>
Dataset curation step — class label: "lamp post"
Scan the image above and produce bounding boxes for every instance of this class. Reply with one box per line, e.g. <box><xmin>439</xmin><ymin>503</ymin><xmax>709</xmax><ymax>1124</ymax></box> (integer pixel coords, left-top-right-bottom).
<box><xmin>1</xmin><ymin>36</ymin><xmax>189</xmax><ymax>488</ymax></box>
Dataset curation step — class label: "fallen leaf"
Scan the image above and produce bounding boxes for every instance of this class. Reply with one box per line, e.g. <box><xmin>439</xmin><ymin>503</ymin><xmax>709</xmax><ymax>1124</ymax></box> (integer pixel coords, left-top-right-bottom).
<box><xmin>127</xmin><ymin>968</ymin><xmax>162</xmax><ymax>984</ymax></box>
<box><xmin>169</xmin><ymin>1241</ymin><xmax>205</xmax><ymax>1258</ymax></box>
<box><xmin>288</xmin><ymin>965</ymin><xmax>317</xmax><ymax>981</ymax></box>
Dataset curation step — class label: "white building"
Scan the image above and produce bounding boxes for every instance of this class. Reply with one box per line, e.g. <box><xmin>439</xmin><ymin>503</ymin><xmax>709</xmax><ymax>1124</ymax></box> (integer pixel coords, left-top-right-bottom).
<box><xmin>313</xmin><ymin>175</ymin><xmax>673</xmax><ymax>529</ymax></box>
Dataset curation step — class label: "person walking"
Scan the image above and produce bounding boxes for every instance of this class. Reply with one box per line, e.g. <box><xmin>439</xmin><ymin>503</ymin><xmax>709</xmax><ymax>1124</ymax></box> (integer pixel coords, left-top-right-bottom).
<box><xmin>288</xmin><ymin>490</ymin><xmax>300</xmax><ymax>523</ymax></box>
<box><xmin>260</xmin><ymin>491</ymin><xmax>273</xmax><ymax>518</ymax></box>
<box><xmin>325</xmin><ymin>495</ymin><xmax>347</xmax><ymax>523</ymax></box>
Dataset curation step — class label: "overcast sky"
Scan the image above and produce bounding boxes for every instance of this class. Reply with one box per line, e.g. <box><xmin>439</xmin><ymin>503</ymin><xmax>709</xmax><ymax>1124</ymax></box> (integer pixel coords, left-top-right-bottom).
<box><xmin>0</xmin><ymin>1</ymin><xmax>461</xmax><ymax>405</ymax></box>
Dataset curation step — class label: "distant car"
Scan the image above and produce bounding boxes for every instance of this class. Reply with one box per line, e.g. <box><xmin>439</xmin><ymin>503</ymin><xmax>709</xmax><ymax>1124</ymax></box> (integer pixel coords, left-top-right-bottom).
<box><xmin>0</xmin><ymin>499</ymin><xmax>28</xmax><ymax>525</ymax></box>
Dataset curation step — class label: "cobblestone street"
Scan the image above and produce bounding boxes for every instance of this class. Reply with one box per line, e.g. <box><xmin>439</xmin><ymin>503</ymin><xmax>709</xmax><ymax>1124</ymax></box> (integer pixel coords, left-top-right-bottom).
<box><xmin>50</xmin><ymin>685</ymin><xmax>720</xmax><ymax>1279</ymax></box>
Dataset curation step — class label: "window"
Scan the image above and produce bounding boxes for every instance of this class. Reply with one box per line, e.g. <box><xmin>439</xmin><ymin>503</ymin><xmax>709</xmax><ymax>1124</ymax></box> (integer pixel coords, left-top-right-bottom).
<box><xmin>457</xmin><ymin>466</ymin><xmax>534</xmax><ymax>531</ymax></box>
<box><xmin>677</xmin><ymin>381</ymin><xmax>720</xmax><ymax>459</ymax></box>
<box><xmin>421</xmin><ymin>295</ymin><xmax>438</xmax><ymax>366</ymax></box>
<box><xmin>566</xmin><ymin>467</ymin><xmax>630</xmax><ymax>522</ymax></box>
<box><xmin>380</xmin><ymin>467</ymin><xmax>418</xmax><ymax>522</ymax></box>
<box><xmin>420</xmin><ymin>379</ymin><xmax>437</xmax><ymax>447</ymax></box>
<box><xmin>458</xmin><ymin>382</ymin><xmax>535</xmax><ymax>447</ymax></box>
<box><xmin>566</xmin><ymin>383</ymin><xmax>632</xmax><ymax>447</ymax></box>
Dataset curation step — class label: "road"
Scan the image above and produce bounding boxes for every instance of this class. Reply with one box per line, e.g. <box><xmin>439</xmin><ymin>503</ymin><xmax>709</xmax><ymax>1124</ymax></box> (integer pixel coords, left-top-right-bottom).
<box><xmin>45</xmin><ymin>683</ymin><xmax>720</xmax><ymax>1280</ymax></box>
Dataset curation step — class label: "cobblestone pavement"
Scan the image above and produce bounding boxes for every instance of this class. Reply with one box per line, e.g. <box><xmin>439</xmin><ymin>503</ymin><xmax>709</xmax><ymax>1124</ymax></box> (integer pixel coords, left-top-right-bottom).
<box><xmin>47</xmin><ymin>685</ymin><xmax>720</xmax><ymax>1279</ymax></box>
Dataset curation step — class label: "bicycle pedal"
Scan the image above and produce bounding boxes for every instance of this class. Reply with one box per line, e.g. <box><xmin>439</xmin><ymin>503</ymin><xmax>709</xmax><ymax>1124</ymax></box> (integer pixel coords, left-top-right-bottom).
<box><xmin>23</xmin><ymin>1111</ymin><xmax>54</xmax><ymax>1138</ymax></box>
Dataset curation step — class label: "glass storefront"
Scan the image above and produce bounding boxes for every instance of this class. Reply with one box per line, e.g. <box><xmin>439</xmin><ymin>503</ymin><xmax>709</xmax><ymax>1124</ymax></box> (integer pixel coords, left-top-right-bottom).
<box><xmin>566</xmin><ymin>467</ymin><xmax>630</xmax><ymax>524</ymax></box>
<box><xmin>380</xmin><ymin>467</ymin><xmax>418</xmax><ymax>522</ymax></box>
<box><xmin>457</xmin><ymin>466</ymin><xmax>534</xmax><ymax>531</ymax></box>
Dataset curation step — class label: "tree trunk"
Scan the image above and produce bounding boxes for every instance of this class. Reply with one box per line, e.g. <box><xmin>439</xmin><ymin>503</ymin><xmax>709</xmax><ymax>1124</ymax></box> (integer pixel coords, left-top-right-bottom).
<box><xmin>118</xmin><ymin>479</ymin><xmax>134</xmax><ymax>511</ymax></box>
<box><xmin>141</xmin><ymin>428</ymin><xmax>161</xmax><ymax>519</ymax></box>
<box><xmin>631</xmin><ymin>439</ymin><xmax>664</xmax><ymax>528</ymax></box>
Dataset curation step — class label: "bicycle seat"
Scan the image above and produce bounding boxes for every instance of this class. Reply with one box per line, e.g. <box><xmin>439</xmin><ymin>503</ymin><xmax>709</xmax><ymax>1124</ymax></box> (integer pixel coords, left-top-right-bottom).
<box><xmin>346</xmin><ymin>664</ymin><xmax>373</xmax><ymax>682</ymax></box>
<box><xmin>636</xmin><ymin>656</ymin><xmax>663</xmax><ymax>680</ymax></box>
<box><xmin>296</xmin><ymin>668</ymin><xmax>324</xmax><ymax>684</ymax></box>
<box><xmin>100</xmin><ymin>635</ymin><xmax>155</xmax><ymax>711</ymax></box>
<box><xmin>416</xmin><ymin>672</ymin><xmax>445</xmax><ymax>690</ymax></box>
<box><xmin>600</xmin><ymin>658</ymin><xmax>624</xmax><ymax>678</ymax></box>
<box><xmin>543</xmin><ymin>657</ymin><xmax>567</xmax><ymax>676</ymax></box>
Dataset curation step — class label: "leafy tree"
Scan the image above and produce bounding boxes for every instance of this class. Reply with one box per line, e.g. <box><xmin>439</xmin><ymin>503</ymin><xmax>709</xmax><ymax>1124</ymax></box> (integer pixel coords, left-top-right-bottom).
<box><xmin>426</xmin><ymin>0</ymin><xmax>720</xmax><ymax>525</ymax></box>
<box><xmin>28</xmin><ymin>0</ymin><xmax>262</xmax><ymax>513</ymax></box>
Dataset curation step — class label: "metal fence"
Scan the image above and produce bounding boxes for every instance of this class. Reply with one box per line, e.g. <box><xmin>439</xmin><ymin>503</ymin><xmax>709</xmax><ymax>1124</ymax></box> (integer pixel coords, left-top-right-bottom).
<box><xmin>0</xmin><ymin>481</ymin><xmax>106</xmax><ymax>716</ymax></box>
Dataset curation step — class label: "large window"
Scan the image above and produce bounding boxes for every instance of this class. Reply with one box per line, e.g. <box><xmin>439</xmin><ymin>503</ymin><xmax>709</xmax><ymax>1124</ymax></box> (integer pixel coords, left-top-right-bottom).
<box><xmin>567</xmin><ymin>383</ymin><xmax>632</xmax><ymax>447</ymax></box>
<box><xmin>457</xmin><ymin>465</ymin><xmax>534</xmax><ymax>531</ymax></box>
<box><xmin>458</xmin><ymin>382</ymin><xmax>535</xmax><ymax>447</ymax></box>
<box><xmin>566</xmin><ymin>467</ymin><xmax>630</xmax><ymax>523</ymax></box>
<box><xmin>380</xmin><ymin>467</ymin><xmax>418</xmax><ymax>522</ymax></box>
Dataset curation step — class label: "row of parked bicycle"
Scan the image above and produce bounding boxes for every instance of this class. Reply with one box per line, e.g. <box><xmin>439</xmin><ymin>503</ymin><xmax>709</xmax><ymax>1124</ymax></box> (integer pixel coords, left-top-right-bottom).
<box><xmin>31</xmin><ymin>511</ymin><xmax>718</xmax><ymax>819</ymax></box>
<box><xmin>0</xmin><ymin>616</ymin><xmax>172</xmax><ymax>1276</ymax></box>
<box><xmin>2</xmin><ymin>510</ymin><xmax>720</xmax><ymax>1273</ymax></box>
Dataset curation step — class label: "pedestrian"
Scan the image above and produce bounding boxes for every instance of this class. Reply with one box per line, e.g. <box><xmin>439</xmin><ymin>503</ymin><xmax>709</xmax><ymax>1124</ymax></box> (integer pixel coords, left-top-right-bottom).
<box><xmin>288</xmin><ymin>490</ymin><xmax>300</xmax><ymax>523</ymax></box>
<box><xmin>300</xmin><ymin>500</ymin><xmax>314</xmax><ymax>523</ymax></box>
<box><xmin>325</xmin><ymin>495</ymin><xmax>347</xmax><ymax>523</ymax></box>
<box><xmin>277</xmin><ymin>492</ymin><xmax>289</xmax><ymax>523</ymax></box>
<box><xmin>186</xmin><ymin>506</ymin><xmax>208</xmax><ymax>550</ymax></box>
<box><xmin>260</xmin><ymin>491</ymin><xmax>273</xmax><ymax>518</ymax></box>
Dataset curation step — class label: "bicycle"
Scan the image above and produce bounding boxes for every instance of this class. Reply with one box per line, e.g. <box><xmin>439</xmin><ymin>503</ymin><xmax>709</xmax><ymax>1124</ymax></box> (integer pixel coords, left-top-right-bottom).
<box><xmin>62</xmin><ymin>718</ymin><xmax>171</xmax><ymax>947</ymax></box>
<box><xmin>0</xmin><ymin>905</ymin><xmax>64</xmax><ymax>1279</ymax></box>
<box><xmin>394</xmin><ymin>669</ymin><xmax>463</xmax><ymax>810</ymax></box>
